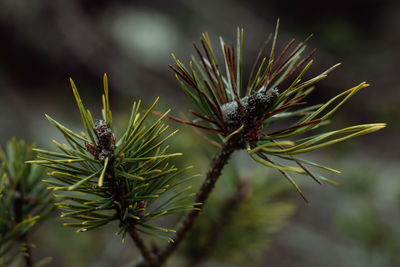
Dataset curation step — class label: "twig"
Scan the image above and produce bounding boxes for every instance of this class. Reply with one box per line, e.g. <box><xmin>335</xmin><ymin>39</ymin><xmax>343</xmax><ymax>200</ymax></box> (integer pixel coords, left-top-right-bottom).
<box><xmin>189</xmin><ymin>179</ymin><xmax>250</xmax><ymax>266</ymax></box>
<box><xmin>135</xmin><ymin>141</ymin><xmax>235</xmax><ymax>267</ymax></box>
<box><xmin>128</xmin><ymin>227</ymin><xmax>157</xmax><ymax>266</ymax></box>
<box><xmin>21</xmin><ymin>236</ymin><xmax>33</xmax><ymax>267</ymax></box>
<box><xmin>13</xmin><ymin>184</ymin><xmax>33</xmax><ymax>267</ymax></box>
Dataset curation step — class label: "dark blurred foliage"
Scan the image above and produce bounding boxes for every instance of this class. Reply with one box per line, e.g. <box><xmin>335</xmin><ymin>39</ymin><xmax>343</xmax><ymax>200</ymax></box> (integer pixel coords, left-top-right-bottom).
<box><xmin>1</xmin><ymin>0</ymin><xmax>399</xmax><ymax>149</ymax></box>
<box><xmin>0</xmin><ymin>0</ymin><xmax>399</xmax><ymax>266</ymax></box>
<box><xmin>336</xmin><ymin>205</ymin><xmax>400</xmax><ymax>265</ymax></box>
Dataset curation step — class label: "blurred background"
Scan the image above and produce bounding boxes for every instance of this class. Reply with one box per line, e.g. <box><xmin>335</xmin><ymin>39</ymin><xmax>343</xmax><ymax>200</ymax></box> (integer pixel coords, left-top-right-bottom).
<box><xmin>1</xmin><ymin>0</ymin><xmax>399</xmax><ymax>266</ymax></box>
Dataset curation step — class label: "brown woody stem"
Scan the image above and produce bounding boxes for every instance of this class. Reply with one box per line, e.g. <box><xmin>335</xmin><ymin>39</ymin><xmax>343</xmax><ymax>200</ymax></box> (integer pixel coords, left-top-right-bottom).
<box><xmin>189</xmin><ymin>179</ymin><xmax>249</xmax><ymax>266</ymax></box>
<box><xmin>13</xmin><ymin>184</ymin><xmax>33</xmax><ymax>267</ymax></box>
<box><xmin>21</xmin><ymin>236</ymin><xmax>32</xmax><ymax>267</ymax></box>
<box><xmin>129</xmin><ymin>227</ymin><xmax>158</xmax><ymax>266</ymax></box>
<box><xmin>135</xmin><ymin>142</ymin><xmax>235</xmax><ymax>267</ymax></box>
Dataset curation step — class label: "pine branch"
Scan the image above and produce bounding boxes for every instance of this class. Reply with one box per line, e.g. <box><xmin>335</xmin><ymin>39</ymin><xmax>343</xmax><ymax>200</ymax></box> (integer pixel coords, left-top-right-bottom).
<box><xmin>32</xmin><ymin>76</ymin><xmax>197</xmax><ymax>266</ymax></box>
<box><xmin>171</xmin><ymin>26</ymin><xmax>385</xmax><ymax>203</ymax></box>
